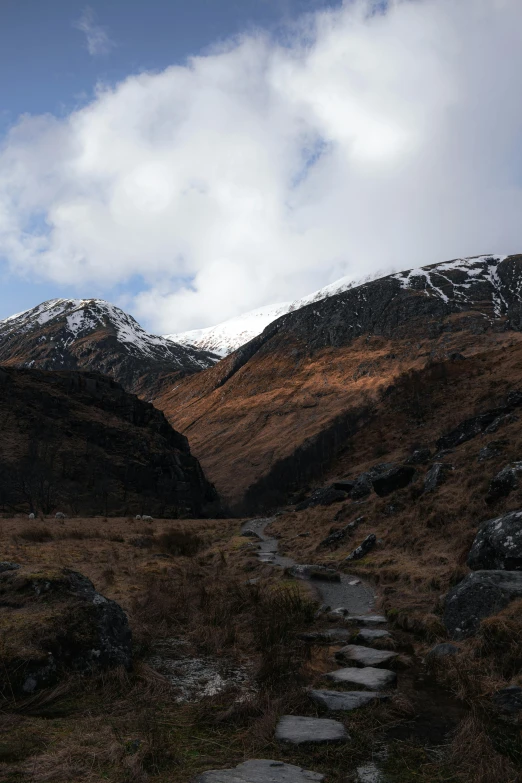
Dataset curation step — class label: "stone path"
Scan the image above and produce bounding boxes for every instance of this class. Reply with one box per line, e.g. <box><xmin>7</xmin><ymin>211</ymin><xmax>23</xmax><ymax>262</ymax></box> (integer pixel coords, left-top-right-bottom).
<box><xmin>195</xmin><ymin>517</ymin><xmax>398</xmax><ymax>781</ymax></box>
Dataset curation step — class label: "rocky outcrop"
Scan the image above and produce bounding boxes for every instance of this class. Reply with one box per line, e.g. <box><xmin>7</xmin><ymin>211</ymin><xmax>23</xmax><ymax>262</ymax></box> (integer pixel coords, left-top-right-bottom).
<box><xmin>346</xmin><ymin>534</ymin><xmax>377</xmax><ymax>561</ymax></box>
<box><xmin>486</xmin><ymin>463</ymin><xmax>522</xmax><ymax>504</ymax></box>
<box><xmin>0</xmin><ymin>566</ymin><xmax>132</xmax><ymax>696</ymax></box>
<box><xmin>436</xmin><ymin>391</ymin><xmax>522</xmax><ymax>451</ymax></box>
<box><xmin>0</xmin><ymin>368</ymin><xmax>220</xmax><ymax>517</ymax></box>
<box><xmin>424</xmin><ymin>463</ymin><xmax>453</xmax><ymax>493</ymax></box>
<box><xmin>295</xmin><ymin>487</ymin><xmax>348</xmax><ymax>511</ymax></box>
<box><xmin>371</xmin><ymin>465</ymin><xmax>416</xmax><ymax>496</ymax></box>
<box><xmin>467</xmin><ymin>510</ymin><xmax>522</xmax><ymax>570</ymax></box>
<box><xmin>444</xmin><ymin>570</ymin><xmax>522</xmax><ymax>639</ymax></box>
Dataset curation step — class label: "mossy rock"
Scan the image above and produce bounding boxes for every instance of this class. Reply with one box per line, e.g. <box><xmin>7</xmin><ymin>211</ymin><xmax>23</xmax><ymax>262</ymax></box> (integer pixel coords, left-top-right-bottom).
<box><xmin>0</xmin><ymin>566</ymin><xmax>132</xmax><ymax>697</ymax></box>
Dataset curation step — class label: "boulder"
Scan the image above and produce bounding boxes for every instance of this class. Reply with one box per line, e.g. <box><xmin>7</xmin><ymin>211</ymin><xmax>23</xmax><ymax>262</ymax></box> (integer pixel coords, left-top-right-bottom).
<box><xmin>437</xmin><ymin>410</ymin><xmax>508</xmax><ymax>450</ymax></box>
<box><xmin>295</xmin><ymin>487</ymin><xmax>348</xmax><ymax>511</ymax></box>
<box><xmin>287</xmin><ymin>564</ymin><xmax>341</xmax><ymax>582</ymax></box>
<box><xmin>0</xmin><ymin>562</ymin><xmax>20</xmax><ymax>574</ymax></box>
<box><xmin>309</xmin><ymin>689</ymin><xmax>388</xmax><ymax>712</ymax></box>
<box><xmin>478</xmin><ymin>440</ymin><xmax>507</xmax><ymax>462</ymax></box>
<box><xmin>350</xmin><ymin>476</ymin><xmax>373</xmax><ymax>500</ymax></box>
<box><xmin>325</xmin><ymin>667</ymin><xmax>396</xmax><ymax>690</ymax></box>
<box><xmin>317</xmin><ymin>519</ymin><xmax>361</xmax><ymax>549</ymax></box>
<box><xmin>371</xmin><ymin>466</ymin><xmax>416</xmax><ymax>496</ymax></box>
<box><xmin>275</xmin><ymin>715</ymin><xmax>348</xmax><ymax>745</ymax></box>
<box><xmin>467</xmin><ymin>510</ymin><xmax>522</xmax><ymax>570</ymax></box>
<box><xmin>406</xmin><ymin>448</ymin><xmax>432</xmax><ymax>465</ymax></box>
<box><xmin>424</xmin><ymin>463</ymin><xmax>453</xmax><ymax>493</ymax></box>
<box><xmin>486</xmin><ymin>464</ymin><xmax>522</xmax><ymax>504</ymax></box>
<box><xmin>492</xmin><ymin>686</ymin><xmax>522</xmax><ymax>721</ymax></box>
<box><xmin>443</xmin><ymin>570</ymin><xmax>522</xmax><ymax>639</ymax></box>
<box><xmin>193</xmin><ymin>760</ymin><xmax>325</xmax><ymax>783</ymax></box>
<box><xmin>425</xmin><ymin>643</ymin><xmax>459</xmax><ymax>661</ymax></box>
<box><xmin>345</xmin><ymin>534</ymin><xmax>377</xmax><ymax>561</ymax></box>
<box><xmin>0</xmin><ymin>566</ymin><xmax>132</xmax><ymax>696</ymax></box>
<box><xmin>332</xmin><ymin>480</ymin><xmax>356</xmax><ymax>493</ymax></box>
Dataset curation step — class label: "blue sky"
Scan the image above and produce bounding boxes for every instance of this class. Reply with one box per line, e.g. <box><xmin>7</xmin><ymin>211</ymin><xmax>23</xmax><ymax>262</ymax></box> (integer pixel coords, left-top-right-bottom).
<box><xmin>1</xmin><ymin>0</ymin><xmax>522</xmax><ymax>334</ymax></box>
<box><xmin>0</xmin><ymin>0</ymin><xmax>336</xmax><ymax>322</ymax></box>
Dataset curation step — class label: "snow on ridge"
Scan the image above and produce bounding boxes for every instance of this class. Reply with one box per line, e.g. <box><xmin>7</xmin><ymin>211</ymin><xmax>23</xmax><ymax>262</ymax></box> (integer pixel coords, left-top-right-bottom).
<box><xmin>168</xmin><ymin>254</ymin><xmax>513</xmax><ymax>357</ymax></box>
<box><xmin>0</xmin><ymin>297</ymin><xmax>215</xmax><ymax>364</ymax></box>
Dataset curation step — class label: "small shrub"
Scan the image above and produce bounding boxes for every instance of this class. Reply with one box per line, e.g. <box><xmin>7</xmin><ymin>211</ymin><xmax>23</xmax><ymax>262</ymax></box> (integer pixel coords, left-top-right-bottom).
<box><xmin>157</xmin><ymin>529</ymin><xmax>205</xmax><ymax>557</ymax></box>
<box><xmin>14</xmin><ymin>526</ymin><xmax>53</xmax><ymax>543</ymax></box>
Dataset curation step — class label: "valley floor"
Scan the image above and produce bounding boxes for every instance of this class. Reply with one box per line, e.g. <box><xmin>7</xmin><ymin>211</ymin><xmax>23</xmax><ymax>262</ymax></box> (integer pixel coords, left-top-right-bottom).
<box><xmin>1</xmin><ymin>511</ymin><xmax>521</xmax><ymax>782</ymax></box>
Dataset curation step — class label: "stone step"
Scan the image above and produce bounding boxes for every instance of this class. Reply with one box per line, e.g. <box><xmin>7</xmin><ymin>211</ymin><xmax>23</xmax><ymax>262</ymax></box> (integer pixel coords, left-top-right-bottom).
<box><xmin>328</xmin><ymin>611</ymin><xmax>388</xmax><ymax>626</ymax></box>
<box><xmin>354</xmin><ymin>628</ymin><xmax>391</xmax><ymax>644</ymax></box>
<box><xmin>193</xmin><ymin>759</ymin><xmax>325</xmax><ymax>782</ymax></box>
<box><xmin>325</xmin><ymin>667</ymin><xmax>397</xmax><ymax>690</ymax></box>
<box><xmin>275</xmin><ymin>715</ymin><xmax>348</xmax><ymax>745</ymax></box>
<box><xmin>335</xmin><ymin>645</ymin><xmax>397</xmax><ymax>668</ymax></box>
<box><xmin>309</xmin><ymin>689</ymin><xmax>389</xmax><ymax>712</ymax></box>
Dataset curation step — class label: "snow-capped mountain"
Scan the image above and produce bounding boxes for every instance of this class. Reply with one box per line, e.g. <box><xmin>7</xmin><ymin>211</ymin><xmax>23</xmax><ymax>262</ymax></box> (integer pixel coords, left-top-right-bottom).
<box><xmin>0</xmin><ymin>298</ymin><xmax>219</xmax><ymax>395</ymax></box>
<box><xmin>167</xmin><ymin>256</ymin><xmax>513</xmax><ymax>356</ymax></box>
<box><xmin>166</xmin><ymin>275</ymin><xmax>374</xmax><ymax>356</ymax></box>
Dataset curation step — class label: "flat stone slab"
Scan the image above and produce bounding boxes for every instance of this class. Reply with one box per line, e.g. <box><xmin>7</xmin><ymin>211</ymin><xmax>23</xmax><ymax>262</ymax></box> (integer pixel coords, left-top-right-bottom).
<box><xmin>309</xmin><ymin>689</ymin><xmax>389</xmax><ymax>712</ymax></box>
<box><xmin>355</xmin><ymin>629</ymin><xmax>391</xmax><ymax>643</ymax></box>
<box><xmin>275</xmin><ymin>715</ymin><xmax>348</xmax><ymax>745</ymax></box>
<box><xmin>335</xmin><ymin>645</ymin><xmax>397</xmax><ymax>668</ymax></box>
<box><xmin>325</xmin><ymin>667</ymin><xmax>396</xmax><ymax>690</ymax></box>
<box><xmin>298</xmin><ymin>629</ymin><xmax>352</xmax><ymax>644</ymax></box>
<box><xmin>193</xmin><ymin>759</ymin><xmax>325</xmax><ymax>782</ymax></box>
<box><xmin>347</xmin><ymin>614</ymin><xmax>388</xmax><ymax>626</ymax></box>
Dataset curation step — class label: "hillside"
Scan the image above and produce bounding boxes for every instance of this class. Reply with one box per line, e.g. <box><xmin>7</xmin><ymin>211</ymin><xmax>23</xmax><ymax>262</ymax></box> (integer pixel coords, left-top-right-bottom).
<box><xmin>0</xmin><ymin>298</ymin><xmax>219</xmax><ymax>397</ymax></box>
<box><xmin>155</xmin><ymin>254</ymin><xmax>522</xmax><ymax>512</ymax></box>
<box><xmin>0</xmin><ymin>367</ymin><xmax>219</xmax><ymax>517</ymax></box>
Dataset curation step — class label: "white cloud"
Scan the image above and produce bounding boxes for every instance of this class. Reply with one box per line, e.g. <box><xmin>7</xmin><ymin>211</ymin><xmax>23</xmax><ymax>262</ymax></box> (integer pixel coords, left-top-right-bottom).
<box><xmin>2</xmin><ymin>0</ymin><xmax>522</xmax><ymax>332</ymax></box>
<box><xmin>74</xmin><ymin>7</ymin><xmax>114</xmax><ymax>57</ymax></box>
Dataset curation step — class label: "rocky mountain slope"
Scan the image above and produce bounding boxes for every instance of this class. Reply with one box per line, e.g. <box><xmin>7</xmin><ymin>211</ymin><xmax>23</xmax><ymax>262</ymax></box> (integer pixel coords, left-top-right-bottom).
<box><xmin>0</xmin><ymin>298</ymin><xmax>219</xmax><ymax>396</ymax></box>
<box><xmin>0</xmin><ymin>367</ymin><xmax>220</xmax><ymax>517</ymax></box>
<box><xmin>155</xmin><ymin>254</ymin><xmax>522</xmax><ymax>512</ymax></box>
<box><xmin>167</xmin><ymin>274</ymin><xmax>373</xmax><ymax>356</ymax></box>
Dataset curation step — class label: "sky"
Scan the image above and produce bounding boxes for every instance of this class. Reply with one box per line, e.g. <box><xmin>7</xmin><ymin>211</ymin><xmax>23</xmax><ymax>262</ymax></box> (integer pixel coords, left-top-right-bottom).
<box><xmin>1</xmin><ymin>0</ymin><xmax>522</xmax><ymax>334</ymax></box>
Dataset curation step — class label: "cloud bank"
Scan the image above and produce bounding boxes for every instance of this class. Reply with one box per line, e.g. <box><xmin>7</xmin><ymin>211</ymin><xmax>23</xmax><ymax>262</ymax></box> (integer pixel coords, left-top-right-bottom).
<box><xmin>2</xmin><ymin>0</ymin><xmax>522</xmax><ymax>332</ymax></box>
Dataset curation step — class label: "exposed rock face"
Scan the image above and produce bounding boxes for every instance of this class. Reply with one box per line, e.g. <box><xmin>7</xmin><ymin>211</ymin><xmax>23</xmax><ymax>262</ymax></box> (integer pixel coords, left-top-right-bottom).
<box><xmin>444</xmin><ymin>570</ymin><xmax>522</xmax><ymax>639</ymax></box>
<box><xmin>0</xmin><ymin>298</ymin><xmax>218</xmax><ymax>397</ymax></box>
<box><xmin>478</xmin><ymin>441</ymin><xmax>506</xmax><ymax>461</ymax></box>
<box><xmin>0</xmin><ymin>566</ymin><xmax>132</xmax><ymax>696</ymax></box>
<box><xmin>467</xmin><ymin>511</ymin><xmax>522</xmax><ymax>570</ymax></box>
<box><xmin>0</xmin><ymin>368</ymin><xmax>219</xmax><ymax>517</ymax></box>
<box><xmin>156</xmin><ymin>255</ymin><xmax>522</xmax><ymax>512</ymax></box>
<box><xmin>406</xmin><ymin>448</ymin><xmax>432</xmax><ymax>465</ymax></box>
<box><xmin>486</xmin><ymin>463</ymin><xmax>522</xmax><ymax>504</ymax></box>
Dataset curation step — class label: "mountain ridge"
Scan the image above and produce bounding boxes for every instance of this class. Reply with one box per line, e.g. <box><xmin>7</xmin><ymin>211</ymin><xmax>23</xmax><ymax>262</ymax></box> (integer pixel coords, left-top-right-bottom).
<box><xmin>0</xmin><ymin>297</ymin><xmax>219</xmax><ymax>397</ymax></box>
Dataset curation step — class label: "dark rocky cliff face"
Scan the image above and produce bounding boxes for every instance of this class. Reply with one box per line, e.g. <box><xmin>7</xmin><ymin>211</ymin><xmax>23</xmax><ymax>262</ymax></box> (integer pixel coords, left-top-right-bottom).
<box><xmin>0</xmin><ymin>298</ymin><xmax>218</xmax><ymax>397</ymax></box>
<box><xmin>156</xmin><ymin>255</ymin><xmax>522</xmax><ymax>512</ymax></box>
<box><xmin>0</xmin><ymin>367</ymin><xmax>220</xmax><ymax>518</ymax></box>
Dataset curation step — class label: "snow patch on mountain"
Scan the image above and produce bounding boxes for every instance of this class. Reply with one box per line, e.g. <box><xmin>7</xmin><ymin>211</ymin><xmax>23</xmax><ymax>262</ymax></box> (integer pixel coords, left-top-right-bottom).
<box><xmin>0</xmin><ymin>298</ymin><xmax>218</xmax><ymax>369</ymax></box>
